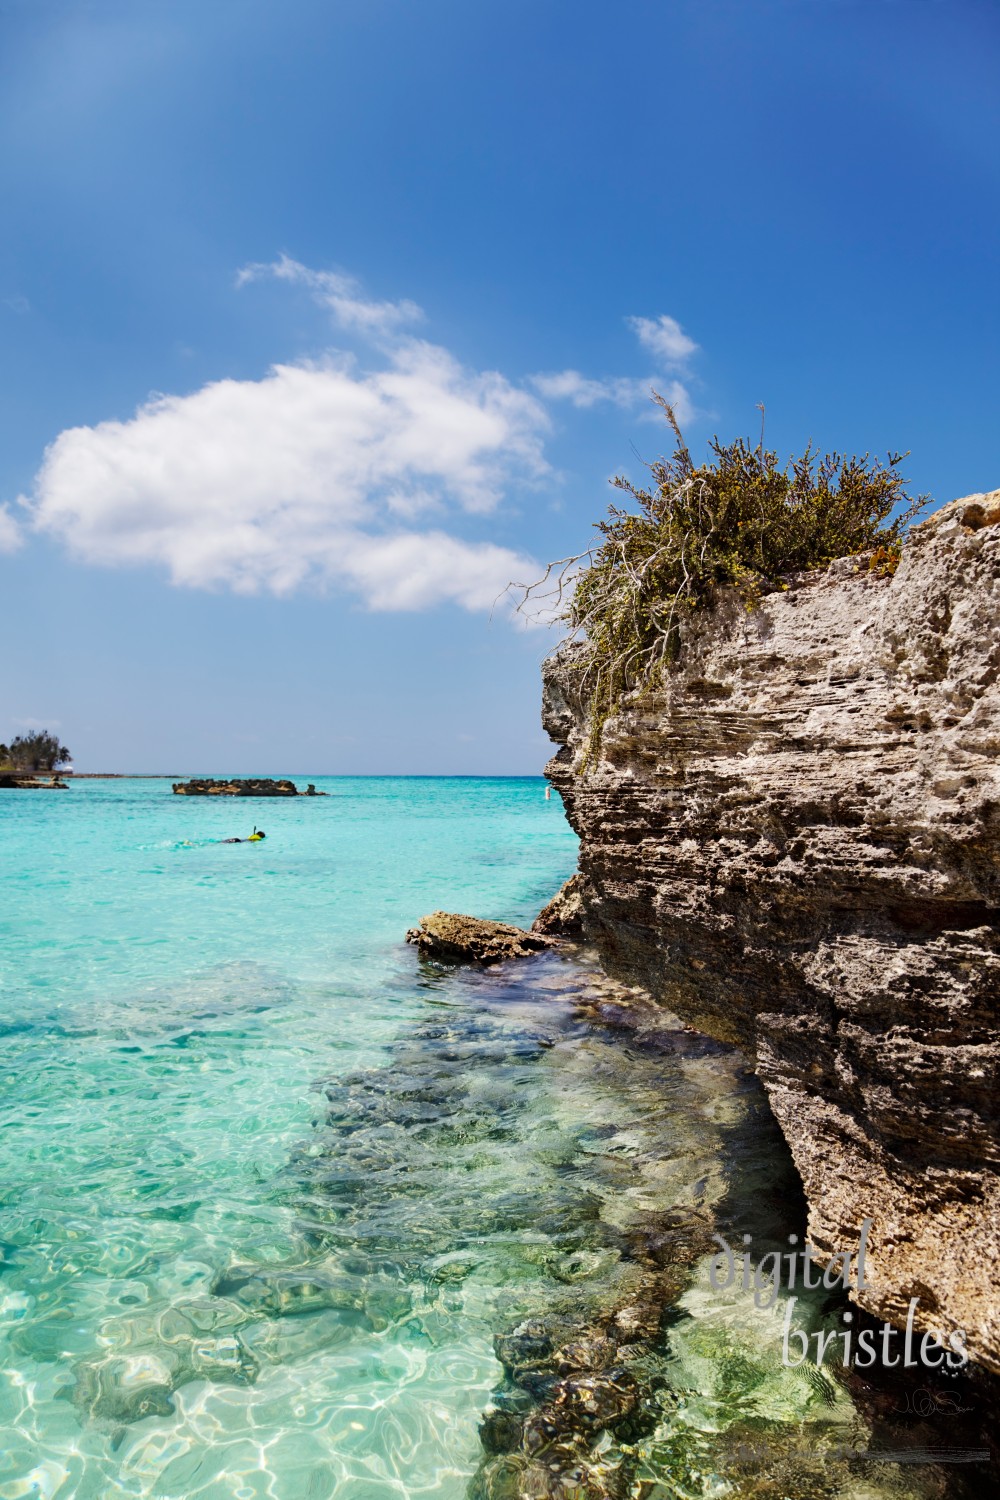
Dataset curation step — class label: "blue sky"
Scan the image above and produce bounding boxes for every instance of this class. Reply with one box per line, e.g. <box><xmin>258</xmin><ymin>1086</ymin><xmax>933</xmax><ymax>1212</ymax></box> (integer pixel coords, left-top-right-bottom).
<box><xmin>1</xmin><ymin>0</ymin><xmax>997</xmax><ymax>773</ymax></box>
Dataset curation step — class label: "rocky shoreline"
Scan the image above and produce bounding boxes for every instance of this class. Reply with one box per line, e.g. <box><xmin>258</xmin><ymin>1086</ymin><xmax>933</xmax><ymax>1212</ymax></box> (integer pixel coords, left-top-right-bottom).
<box><xmin>539</xmin><ymin>490</ymin><xmax>1000</xmax><ymax>1388</ymax></box>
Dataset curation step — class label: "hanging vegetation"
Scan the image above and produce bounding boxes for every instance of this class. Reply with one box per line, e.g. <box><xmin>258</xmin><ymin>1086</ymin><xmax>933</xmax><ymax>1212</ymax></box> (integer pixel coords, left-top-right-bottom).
<box><xmin>517</xmin><ymin>398</ymin><xmax>929</xmax><ymax>768</ymax></box>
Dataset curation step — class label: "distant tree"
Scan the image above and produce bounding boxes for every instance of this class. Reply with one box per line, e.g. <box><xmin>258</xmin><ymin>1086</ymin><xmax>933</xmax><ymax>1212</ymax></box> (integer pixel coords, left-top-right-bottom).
<box><xmin>7</xmin><ymin>730</ymin><xmax>72</xmax><ymax>775</ymax></box>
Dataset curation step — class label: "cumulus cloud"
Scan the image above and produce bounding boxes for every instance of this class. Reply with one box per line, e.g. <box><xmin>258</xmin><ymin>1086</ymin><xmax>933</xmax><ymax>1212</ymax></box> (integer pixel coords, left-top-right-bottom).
<box><xmin>237</xmin><ymin>254</ymin><xmax>424</xmax><ymax>340</ymax></box>
<box><xmin>528</xmin><ymin>371</ymin><xmax>644</xmax><ymax>409</ymax></box>
<box><xmin>17</xmin><ymin>261</ymin><xmax>707</xmax><ymax>612</ymax></box>
<box><xmin>25</xmin><ymin>336</ymin><xmax>548</xmax><ymax>609</ymax></box>
<box><xmin>627</xmin><ymin>314</ymin><xmax>698</xmax><ymax>367</ymax></box>
<box><xmin>0</xmin><ymin>503</ymin><xmax>23</xmax><ymax>553</ymax></box>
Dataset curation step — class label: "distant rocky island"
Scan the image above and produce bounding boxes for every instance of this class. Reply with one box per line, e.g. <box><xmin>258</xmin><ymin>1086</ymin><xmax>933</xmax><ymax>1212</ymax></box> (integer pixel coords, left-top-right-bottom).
<box><xmin>172</xmin><ymin>778</ymin><xmax>325</xmax><ymax>797</ymax></box>
<box><xmin>0</xmin><ymin>774</ymin><xmax>69</xmax><ymax>790</ymax></box>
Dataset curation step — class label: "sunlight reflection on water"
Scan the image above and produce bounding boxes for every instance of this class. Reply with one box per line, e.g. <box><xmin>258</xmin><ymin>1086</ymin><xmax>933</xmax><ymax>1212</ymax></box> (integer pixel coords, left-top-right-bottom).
<box><xmin>0</xmin><ymin>779</ymin><xmax>959</xmax><ymax>1498</ymax></box>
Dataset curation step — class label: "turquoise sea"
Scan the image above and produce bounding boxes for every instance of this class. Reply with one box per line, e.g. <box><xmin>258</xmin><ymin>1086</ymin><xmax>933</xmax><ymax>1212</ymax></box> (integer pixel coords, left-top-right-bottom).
<box><xmin>0</xmin><ymin>779</ymin><xmax>976</xmax><ymax>1499</ymax></box>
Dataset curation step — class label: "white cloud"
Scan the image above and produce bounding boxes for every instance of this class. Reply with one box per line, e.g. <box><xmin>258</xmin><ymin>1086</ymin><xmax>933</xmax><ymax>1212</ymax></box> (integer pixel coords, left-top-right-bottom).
<box><xmin>533</xmin><ymin>369</ymin><xmax>696</xmax><ymax>429</ymax></box>
<box><xmin>534</xmin><ymin>313</ymin><xmax>699</xmax><ymax>422</ymax></box>
<box><xmin>0</xmin><ymin>503</ymin><xmax>23</xmax><ymax>553</ymax></box>
<box><xmin>528</xmin><ymin>370</ymin><xmax>644</xmax><ymax>409</ymax></box>
<box><xmin>627</xmin><ymin>314</ymin><xmax>698</xmax><ymax>367</ymax></box>
<box><xmin>17</xmin><ymin>262</ymin><xmax>708</xmax><ymax>612</ymax></box>
<box><xmin>25</xmin><ymin>338</ymin><xmax>548</xmax><ymax>609</ymax></box>
<box><xmin>337</xmin><ymin>530</ymin><xmax>539</xmax><ymax>611</ymax></box>
<box><xmin>237</xmin><ymin>254</ymin><xmax>424</xmax><ymax>340</ymax></box>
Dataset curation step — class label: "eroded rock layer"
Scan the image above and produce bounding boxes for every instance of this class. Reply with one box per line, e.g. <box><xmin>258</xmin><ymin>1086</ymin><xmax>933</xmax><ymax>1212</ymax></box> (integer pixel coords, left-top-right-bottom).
<box><xmin>542</xmin><ymin>493</ymin><xmax>1000</xmax><ymax>1374</ymax></box>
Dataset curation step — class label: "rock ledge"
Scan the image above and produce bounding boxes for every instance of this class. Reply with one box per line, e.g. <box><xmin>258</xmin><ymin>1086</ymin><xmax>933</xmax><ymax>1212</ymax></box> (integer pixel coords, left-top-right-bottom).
<box><xmin>406</xmin><ymin>911</ymin><xmax>551</xmax><ymax>964</ymax></box>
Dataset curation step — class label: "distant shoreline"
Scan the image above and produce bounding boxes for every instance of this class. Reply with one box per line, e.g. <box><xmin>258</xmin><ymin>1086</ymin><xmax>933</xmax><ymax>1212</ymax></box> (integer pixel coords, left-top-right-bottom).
<box><xmin>64</xmin><ymin>772</ymin><xmax>550</xmax><ymax>779</ymax></box>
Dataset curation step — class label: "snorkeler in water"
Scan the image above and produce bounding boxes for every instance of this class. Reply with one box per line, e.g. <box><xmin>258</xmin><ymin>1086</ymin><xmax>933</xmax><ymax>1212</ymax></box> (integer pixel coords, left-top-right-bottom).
<box><xmin>219</xmin><ymin>828</ymin><xmax>266</xmax><ymax>844</ymax></box>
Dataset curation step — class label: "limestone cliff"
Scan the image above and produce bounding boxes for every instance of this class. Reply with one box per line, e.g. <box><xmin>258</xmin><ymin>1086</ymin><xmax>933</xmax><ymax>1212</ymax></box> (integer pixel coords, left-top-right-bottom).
<box><xmin>542</xmin><ymin>492</ymin><xmax>1000</xmax><ymax>1374</ymax></box>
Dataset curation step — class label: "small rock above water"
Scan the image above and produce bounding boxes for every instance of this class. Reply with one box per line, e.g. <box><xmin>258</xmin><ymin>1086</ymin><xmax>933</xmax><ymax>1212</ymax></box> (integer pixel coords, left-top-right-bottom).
<box><xmin>405</xmin><ymin>911</ymin><xmax>552</xmax><ymax>964</ymax></box>
<box><xmin>172</xmin><ymin>778</ymin><xmax>323</xmax><ymax>797</ymax></box>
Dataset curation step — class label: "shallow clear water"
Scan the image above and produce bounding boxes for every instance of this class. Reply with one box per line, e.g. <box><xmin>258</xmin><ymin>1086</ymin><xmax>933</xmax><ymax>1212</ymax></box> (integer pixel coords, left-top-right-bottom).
<box><xmin>0</xmin><ymin>779</ymin><xmax>973</xmax><ymax>1498</ymax></box>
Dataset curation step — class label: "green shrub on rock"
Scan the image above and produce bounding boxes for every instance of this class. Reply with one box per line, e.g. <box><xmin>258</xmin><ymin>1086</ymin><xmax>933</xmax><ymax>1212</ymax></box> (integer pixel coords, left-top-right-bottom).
<box><xmin>548</xmin><ymin>399</ymin><xmax>929</xmax><ymax>766</ymax></box>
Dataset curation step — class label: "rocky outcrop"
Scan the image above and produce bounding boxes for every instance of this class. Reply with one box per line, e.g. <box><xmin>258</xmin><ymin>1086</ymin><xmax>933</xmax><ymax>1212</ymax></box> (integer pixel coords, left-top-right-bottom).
<box><xmin>532</xmin><ymin>873</ymin><xmax>587</xmax><ymax>938</ymax></box>
<box><xmin>172</xmin><ymin>778</ymin><xmax>305</xmax><ymax>796</ymax></box>
<box><xmin>406</xmin><ymin>911</ymin><xmax>552</xmax><ymax>964</ymax></box>
<box><xmin>542</xmin><ymin>491</ymin><xmax>1000</xmax><ymax>1375</ymax></box>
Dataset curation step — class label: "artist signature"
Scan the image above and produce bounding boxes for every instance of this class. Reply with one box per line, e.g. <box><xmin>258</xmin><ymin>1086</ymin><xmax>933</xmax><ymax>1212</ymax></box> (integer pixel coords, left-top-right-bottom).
<box><xmin>892</xmin><ymin>1386</ymin><xmax>974</xmax><ymax>1416</ymax></box>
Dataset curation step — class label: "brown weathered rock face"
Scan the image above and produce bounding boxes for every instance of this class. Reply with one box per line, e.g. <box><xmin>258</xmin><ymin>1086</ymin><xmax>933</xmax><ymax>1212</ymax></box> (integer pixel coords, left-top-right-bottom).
<box><xmin>542</xmin><ymin>492</ymin><xmax>1000</xmax><ymax>1375</ymax></box>
<box><xmin>531</xmin><ymin>873</ymin><xmax>587</xmax><ymax>938</ymax></box>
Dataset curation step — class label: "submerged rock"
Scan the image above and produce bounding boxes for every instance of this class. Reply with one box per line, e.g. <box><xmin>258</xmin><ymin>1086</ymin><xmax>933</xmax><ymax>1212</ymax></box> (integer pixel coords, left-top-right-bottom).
<box><xmin>405</xmin><ymin>910</ymin><xmax>552</xmax><ymax>963</ymax></box>
<box><xmin>542</xmin><ymin>489</ymin><xmax>1000</xmax><ymax>1377</ymax></box>
<box><xmin>73</xmin><ymin>1351</ymin><xmax>178</xmax><ymax>1423</ymax></box>
<box><xmin>209</xmin><ymin>1264</ymin><xmax>411</xmax><ymax>1327</ymax></box>
<box><xmin>532</xmin><ymin>874</ymin><xmax>588</xmax><ymax>939</ymax></box>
